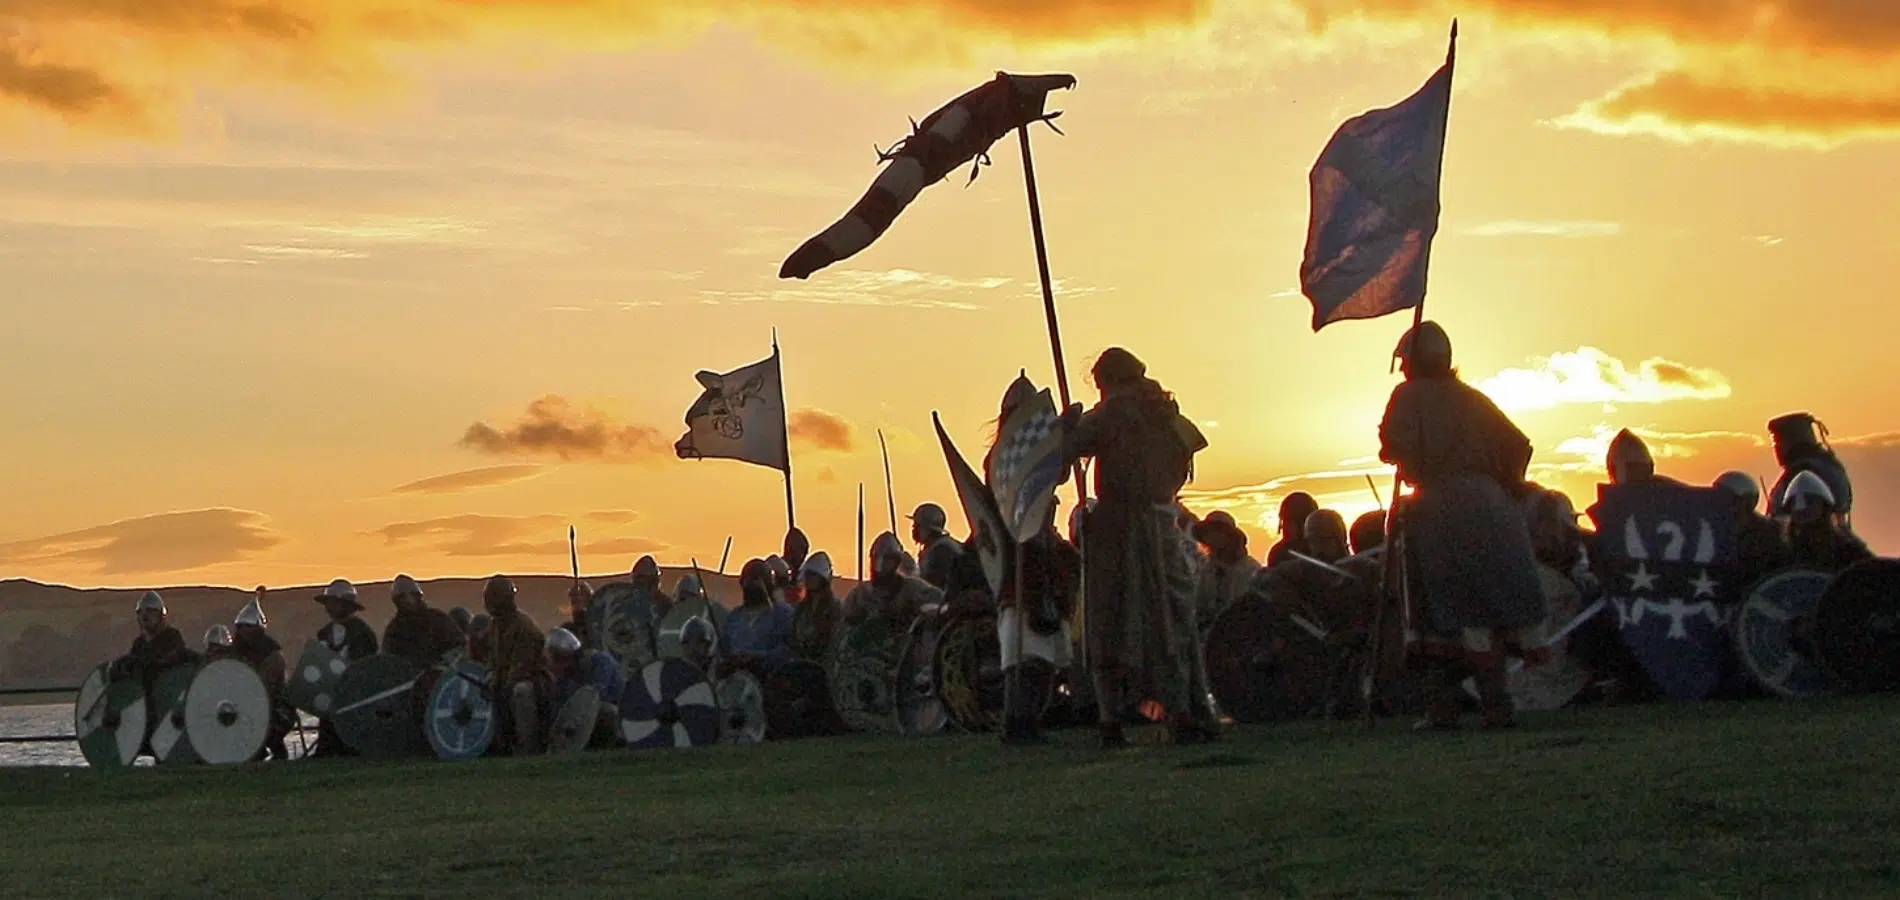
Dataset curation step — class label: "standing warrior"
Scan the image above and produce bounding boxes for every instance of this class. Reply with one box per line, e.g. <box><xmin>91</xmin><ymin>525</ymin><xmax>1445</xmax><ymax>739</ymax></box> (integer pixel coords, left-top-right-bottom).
<box><xmin>481</xmin><ymin>575</ymin><xmax>550</xmax><ymax>755</ymax></box>
<box><xmin>382</xmin><ymin>575</ymin><xmax>465</xmax><ymax>670</ymax></box>
<box><xmin>1062</xmin><ymin>347</ymin><xmax>1215</xmax><ymax>748</ymax></box>
<box><xmin>1378</xmin><ymin>321</ymin><xmax>1546</xmax><ymax>730</ymax></box>
<box><xmin>310</xmin><ymin>579</ymin><xmax>378</xmax><ymax>758</ymax></box>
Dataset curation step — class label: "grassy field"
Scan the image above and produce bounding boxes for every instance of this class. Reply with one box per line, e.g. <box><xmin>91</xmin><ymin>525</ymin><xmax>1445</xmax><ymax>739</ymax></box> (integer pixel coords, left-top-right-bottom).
<box><xmin>5</xmin><ymin>697</ymin><xmax>1898</xmax><ymax>899</ymax></box>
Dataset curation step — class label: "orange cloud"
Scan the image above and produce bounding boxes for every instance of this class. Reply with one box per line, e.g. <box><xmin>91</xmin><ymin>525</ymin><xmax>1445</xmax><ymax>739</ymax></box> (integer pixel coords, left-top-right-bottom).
<box><xmin>460</xmin><ymin>395</ymin><xmax>669</xmax><ymax>463</ymax></box>
<box><xmin>390</xmin><ymin>464</ymin><xmax>544</xmax><ymax>495</ymax></box>
<box><xmin>1292</xmin><ymin>0</ymin><xmax>1900</xmax><ymax>144</ymax></box>
<box><xmin>788</xmin><ymin>408</ymin><xmax>857</xmax><ymax>452</ymax></box>
<box><xmin>1475</xmin><ymin>348</ymin><xmax>1730</xmax><ymax>413</ymax></box>
<box><xmin>371</xmin><ymin>512</ymin><xmax>664</xmax><ymax>558</ymax></box>
<box><xmin>0</xmin><ymin>0</ymin><xmax>1207</xmax><ymax>137</ymax></box>
<box><xmin>0</xmin><ymin>508</ymin><xmax>283</xmax><ymax>575</ymax></box>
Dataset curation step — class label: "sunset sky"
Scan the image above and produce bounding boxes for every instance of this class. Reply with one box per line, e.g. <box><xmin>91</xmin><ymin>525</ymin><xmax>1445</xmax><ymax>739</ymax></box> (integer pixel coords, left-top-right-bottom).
<box><xmin>1</xmin><ymin>1</ymin><xmax>1897</xmax><ymax>589</ymax></box>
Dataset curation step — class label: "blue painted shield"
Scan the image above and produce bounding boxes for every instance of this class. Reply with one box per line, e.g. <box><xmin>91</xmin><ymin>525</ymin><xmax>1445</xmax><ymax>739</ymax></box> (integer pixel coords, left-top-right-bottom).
<box><xmin>620</xmin><ymin>658</ymin><xmax>719</xmax><ymax>749</ymax></box>
<box><xmin>1588</xmin><ymin>481</ymin><xmax>1738</xmax><ymax>701</ymax></box>
<box><xmin>425</xmin><ymin>660</ymin><xmax>495</xmax><ymax>761</ymax></box>
<box><xmin>1733</xmin><ymin>569</ymin><xmax>1837</xmax><ymax>698</ymax></box>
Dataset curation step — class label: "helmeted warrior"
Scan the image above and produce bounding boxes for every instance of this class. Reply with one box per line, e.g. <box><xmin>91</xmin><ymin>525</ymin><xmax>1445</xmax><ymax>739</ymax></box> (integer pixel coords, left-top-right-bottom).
<box><xmin>909</xmin><ymin>502</ymin><xmax>965</xmax><ymax>591</ymax></box>
<box><xmin>1767</xmin><ymin>412</ymin><xmax>1852</xmax><ymax>522</ymax></box>
<box><xmin>781</xmin><ymin>527</ymin><xmax>812</xmax><ymax>576</ymax></box>
<box><xmin>230</xmin><ymin>590</ymin><xmax>292</xmax><ymax>761</ymax></box>
<box><xmin>1266</xmin><ymin>492</ymin><xmax>1320</xmax><ymax>568</ymax></box>
<box><xmin>1378</xmin><ymin>321</ymin><xmax>1546</xmax><ymax>730</ymax></box>
<box><xmin>481</xmin><ymin>575</ymin><xmax>549</xmax><ymax>755</ymax></box>
<box><xmin>1714</xmin><ymin>471</ymin><xmax>1792</xmax><ymax>592</ymax></box>
<box><xmin>109</xmin><ymin>591</ymin><xmax>192</xmax><ymax>690</ymax></box>
<box><xmin>680</xmin><ymin>615</ymin><xmax>718</xmax><ymax>674</ymax></box>
<box><xmin>720</xmin><ymin>559</ymin><xmax>795</xmax><ymax>679</ymax></box>
<box><xmin>790</xmin><ymin>551</ymin><xmax>842</xmax><ymax>661</ymax></box>
<box><xmin>202</xmin><ymin>624</ymin><xmax>236</xmax><ymax>662</ymax></box>
<box><xmin>558</xmin><ymin>580</ymin><xmax>595</xmax><ymax>649</ymax></box>
<box><xmin>629</xmin><ymin>555</ymin><xmax>670</xmax><ymax>620</ymax></box>
<box><xmin>465</xmin><ymin>613</ymin><xmax>493</xmax><ymax>663</ymax></box>
<box><xmin>310</xmin><ymin>578</ymin><xmax>378</xmax><ymax>758</ymax></box>
<box><xmin>1190</xmin><ymin>511</ymin><xmax>1260</xmax><ymax>640</ymax></box>
<box><xmin>843</xmin><ymin>533</ymin><xmax>941</xmax><ymax>628</ymax></box>
<box><xmin>381</xmin><ymin>574</ymin><xmax>465</xmax><ymax>670</ymax></box>
<box><xmin>1776</xmin><ymin>471</ymin><xmax>1871</xmax><ymax>572</ymax></box>
<box><xmin>1063</xmin><ymin>346</ymin><xmax>1215</xmax><ymax>747</ymax></box>
<box><xmin>545</xmin><ymin>626</ymin><xmax>624</xmax><ymax>749</ymax></box>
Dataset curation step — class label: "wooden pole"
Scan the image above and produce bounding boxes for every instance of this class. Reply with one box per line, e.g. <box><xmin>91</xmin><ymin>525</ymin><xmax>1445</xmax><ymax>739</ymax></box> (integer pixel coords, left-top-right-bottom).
<box><xmin>1016</xmin><ymin>124</ymin><xmax>1089</xmax><ymax>507</ymax></box>
<box><xmin>775</xmin><ymin>331</ymin><xmax>796</xmax><ymax>531</ymax></box>
<box><xmin>718</xmin><ymin>536</ymin><xmax>733</xmax><ymax>575</ymax></box>
<box><xmin>856</xmin><ymin>484</ymin><xmax>866</xmax><ymax>582</ymax></box>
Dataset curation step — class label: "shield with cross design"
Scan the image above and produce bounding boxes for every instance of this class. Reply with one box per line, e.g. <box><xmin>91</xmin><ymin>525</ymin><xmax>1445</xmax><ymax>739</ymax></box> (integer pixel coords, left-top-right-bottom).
<box><xmin>1588</xmin><ymin>480</ymin><xmax>1739</xmax><ymax>701</ymax></box>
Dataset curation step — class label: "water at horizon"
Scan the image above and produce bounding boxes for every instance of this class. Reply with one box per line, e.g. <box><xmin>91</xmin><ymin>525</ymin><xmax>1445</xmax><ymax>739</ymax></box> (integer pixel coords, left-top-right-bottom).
<box><xmin>1</xmin><ymin>704</ymin><xmax>315</xmax><ymax>767</ymax></box>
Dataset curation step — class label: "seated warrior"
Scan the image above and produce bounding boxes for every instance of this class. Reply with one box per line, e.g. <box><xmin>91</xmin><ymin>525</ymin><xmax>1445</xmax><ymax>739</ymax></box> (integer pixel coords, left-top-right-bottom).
<box><xmin>672</xmin><ymin>573</ymin><xmax>728</xmax><ymax>635</ymax></box>
<box><xmin>558</xmin><ymin>581</ymin><xmax>594</xmax><ymax>649</ymax></box>
<box><xmin>110</xmin><ymin>591</ymin><xmax>193</xmax><ymax>689</ymax></box>
<box><xmin>679</xmin><ymin>615</ymin><xmax>718</xmax><ymax>675</ymax></box>
<box><xmin>1348</xmin><ymin>511</ymin><xmax>1386</xmax><ymax>558</ymax></box>
<box><xmin>230</xmin><ymin>591</ymin><xmax>293</xmax><ymax>761</ymax></box>
<box><xmin>545</xmin><ymin>627</ymin><xmax>623</xmax><ymax>749</ymax></box>
<box><xmin>1714</xmin><ymin>471</ymin><xmax>1792</xmax><ymax>592</ymax></box>
<box><xmin>482</xmin><ymin>576</ymin><xmax>550</xmax><ymax>756</ymax></box>
<box><xmin>790</xmin><ymin>552</ymin><xmax>842</xmax><ymax>661</ymax></box>
<box><xmin>843</xmin><ymin>533</ymin><xmax>943</xmax><ymax>629</ymax></box>
<box><xmin>382</xmin><ymin>574</ymin><xmax>465</xmax><ymax>670</ymax></box>
<box><xmin>1265</xmin><ymin>492</ymin><xmax>1320</xmax><ymax>568</ymax></box>
<box><xmin>719</xmin><ymin>559</ymin><xmax>794</xmax><ymax>678</ymax></box>
<box><xmin>1190</xmin><ymin>510</ymin><xmax>1260</xmax><ymax>639</ymax></box>
<box><xmin>1777</xmin><ymin>472</ymin><xmax>1872</xmax><ymax>573</ymax></box>
<box><xmin>629</xmin><ymin>555</ymin><xmax>670</xmax><ymax>620</ymax></box>
<box><xmin>310</xmin><ymin>579</ymin><xmax>377</xmax><ymax>759</ymax></box>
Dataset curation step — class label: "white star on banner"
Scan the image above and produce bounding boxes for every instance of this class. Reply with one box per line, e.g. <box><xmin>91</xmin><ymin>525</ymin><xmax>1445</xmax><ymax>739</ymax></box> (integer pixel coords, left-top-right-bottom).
<box><xmin>1627</xmin><ymin>562</ymin><xmax>1658</xmax><ymax>592</ymax></box>
<box><xmin>1691</xmin><ymin>569</ymin><xmax>1718</xmax><ymax>599</ymax></box>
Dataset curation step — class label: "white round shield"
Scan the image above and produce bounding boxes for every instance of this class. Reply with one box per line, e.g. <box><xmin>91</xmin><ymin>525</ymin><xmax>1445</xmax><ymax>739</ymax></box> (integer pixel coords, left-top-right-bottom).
<box><xmin>184</xmin><ymin>658</ymin><xmax>271</xmax><ymax>765</ymax></box>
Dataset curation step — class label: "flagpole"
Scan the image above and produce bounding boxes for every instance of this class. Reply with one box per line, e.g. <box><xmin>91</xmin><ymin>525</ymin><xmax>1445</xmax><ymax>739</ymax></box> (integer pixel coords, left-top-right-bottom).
<box><xmin>774</xmin><ymin>331</ymin><xmax>796</xmax><ymax>531</ymax></box>
<box><xmin>1015</xmin><ymin>124</ymin><xmax>1089</xmax><ymax>507</ymax></box>
<box><xmin>1366</xmin><ymin>19</ymin><xmax>1456</xmax><ymax>730</ymax></box>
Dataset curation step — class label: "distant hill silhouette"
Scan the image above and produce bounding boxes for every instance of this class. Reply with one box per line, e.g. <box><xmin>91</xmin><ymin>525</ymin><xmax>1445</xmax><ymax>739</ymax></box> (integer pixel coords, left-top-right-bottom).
<box><xmin>0</xmin><ymin>569</ymin><xmax>857</xmax><ymax>692</ymax></box>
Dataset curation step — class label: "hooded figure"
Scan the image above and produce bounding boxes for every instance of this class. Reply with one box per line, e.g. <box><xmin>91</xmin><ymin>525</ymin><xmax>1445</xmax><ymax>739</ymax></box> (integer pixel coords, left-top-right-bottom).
<box><xmin>381</xmin><ymin>574</ymin><xmax>465</xmax><ymax>670</ymax></box>
<box><xmin>843</xmin><ymin>532</ymin><xmax>941</xmax><ymax>628</ymax></box>
<box><xmin>1379</xmin><ymin>320</ymin><xmax>1545</xmax><ymax>730</ymax></box>
<box><xmin>791</xmin><ymin>551</ymin><xmax>842</xmax><ymax>661</ymax></box>
<box><xmin>1062</xmin><ymin>346</ymin><xmax>1216</xmax><ymax>748</ymax></box>
<box><xmin>481</xmin><ymin>575</ymin><xmax>549</xmax><ymax>755</ymax></box>
<box><xmin>720</xmin><ymin>558</ymin><xmax>795</xmax><ymax>677</ymax></box>
<box><xmin>1190</xmin><ymin>511</ymin><xmax>1260</xmax><ymax>638</ymax></box>
<box><xmin>1767</xmin><ymin>412</ymin><xmax>1853</xmax><ymax>521</ymax></box>
<box><xmin>231</xmin><ymin>589</ymin><xmax>293</xmax><ymax>761</ymax></box>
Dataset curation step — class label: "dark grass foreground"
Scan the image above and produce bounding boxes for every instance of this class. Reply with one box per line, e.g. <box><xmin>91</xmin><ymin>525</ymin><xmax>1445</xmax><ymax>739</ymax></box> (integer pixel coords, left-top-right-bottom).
<box><xmin>5</xmin><ymin>697</ymin><xmax>1899</xmax><ymax>899</ymax></box>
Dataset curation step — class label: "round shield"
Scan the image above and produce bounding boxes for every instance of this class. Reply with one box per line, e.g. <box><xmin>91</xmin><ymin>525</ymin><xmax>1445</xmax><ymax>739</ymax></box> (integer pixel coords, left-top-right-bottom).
<box><xmin>594</xmin><ymin>582</ymin><xmax>657</xmax><ymax>674</ymax></box>
<box><xmin>148</xmin><ymin>664</ymin><xmax>200</xmax><ymax>765</ymax></box>
<box><xmin>934</xmin><ymin>613</ymin><xmax>1004</xmax><ymax>733</ymax></box>
<box><xmin>183</xmin><ymin>658</ymin><xmax>269</xmax><ymax>765</ymax></box>
<box><xmin>1509</xmin><ymin>566</ymin><xmax>1594</xmax><ymax>712</ymax></box>
<box><xmin>548</xmin><ymin>686</ymin><xmax>601</xmax><ymax>755</ymax></box>
<box><xmin>828</xmin><ymin>616</ymin><xmax>903</xmax><ymax>734</ymax></box>
<box><xmin>621</xmin><ymin>658</ymin><xmax>720</xmax><ymax>749</ymax></box>
<box><xmin>74</xmin><ymin>663</ymin><xmax>147</xmax><ymax>768</ymax></box>
<box><xmin>1204</xmin><ymin>594</ymin><xmax>1331</xmax><ymax>724</ymax></box>
<box><xmin>1813</xmin><ymin>558</ymin><xmax>1900</xmax><ymax>694</ymax></box>
<box><xmin>895</xmin><ymin>612</ymin><xmax>950</xmax><ymax>737</ymax></box>
<box><xmin>1734</xmin><ymin>569</ymin><xmax>1838</xmax><ymax>698</ymax></box>
<box><xmin>425</xmin><ymin>660</ymin><xmax>495</xmax><ymax>761</ymax></box>
<box><xmin>656</xmin><ymin>596</ymin><xmax>725</xmax><ymax>661</ymax></box>
<box><xmin>332</xmin><ymin>653</ymin><xmax>425</xmax><ymax>758</ymax></box>
<box><xmin>716</xmin><ymin>670</ymin><xmax>767</xmax><ymax>744</ymax></box>
<box><xmin>762</xmin><ymin>659</ymin><xmax>839</xmax><ymax>739</ymax></box>
<box><xmin>286</xmin><ymin>639</ymin><xmax>350</xmax><ymax>717</ymax></box>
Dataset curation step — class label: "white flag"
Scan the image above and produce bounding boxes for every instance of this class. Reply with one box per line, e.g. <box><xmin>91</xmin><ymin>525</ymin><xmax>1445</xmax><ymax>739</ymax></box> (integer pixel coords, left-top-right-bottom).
<box><xmin>673</xmin><ymin>350</ymin><xmax>789</xmax><ymax>472</ymax></box>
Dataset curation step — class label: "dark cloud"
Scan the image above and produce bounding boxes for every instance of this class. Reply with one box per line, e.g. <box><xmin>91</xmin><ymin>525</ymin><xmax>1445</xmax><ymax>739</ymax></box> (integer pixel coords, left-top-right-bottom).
<box><xmin>460</xmin><ymin>395</ymin><xmax>670</xmax><ymax>463</ymax></box>
<box><xmin>0</xmin><ymin>508</ymin><xmax>283</xmax><ymax>575</ymax></box>
<box><xmin>788</xmin><ymin>408</ymin><xmax>857</xmax><ymax>452</ymax></box>
<box><xmin>390</xmin><ymin>464</ymin><xmax>544</xmax><ymax>495</ymax></box>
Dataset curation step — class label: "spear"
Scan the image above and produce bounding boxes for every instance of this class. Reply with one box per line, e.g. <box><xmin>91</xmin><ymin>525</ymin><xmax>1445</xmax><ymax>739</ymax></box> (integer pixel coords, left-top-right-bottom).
<box><xmin>879</xmin><ymin>428</ymin><xmax>898</xmax><ymax>534</ymax></box>
<box><xmin>568</xmin><ymin>526</ymin><xmax>579</xmax><ymax>583</ymax></box>
<box><xmin>857</xmin><ymin>483</ymin><xmax>866</xmax><ymax>582</ymax></box>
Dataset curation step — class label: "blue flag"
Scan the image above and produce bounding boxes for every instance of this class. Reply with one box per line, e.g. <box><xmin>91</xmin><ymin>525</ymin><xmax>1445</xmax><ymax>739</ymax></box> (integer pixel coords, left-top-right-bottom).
<box><xmin>1587</xmin><ymin>480</ymin><xmax>1738</xmax><ymax>701</ymax></box>
<box><xmin>1300</xmin><ymin>39</ymin><xmax>1454</xmax><ymax>331</ymax></box>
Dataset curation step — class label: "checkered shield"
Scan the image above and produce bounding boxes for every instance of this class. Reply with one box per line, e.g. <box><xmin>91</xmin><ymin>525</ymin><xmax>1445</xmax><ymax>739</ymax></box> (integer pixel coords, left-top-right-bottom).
<box><xmin>985</xmin><ymin>387</ymin><xmax>1065</xmax><ymax>545</ymax></box>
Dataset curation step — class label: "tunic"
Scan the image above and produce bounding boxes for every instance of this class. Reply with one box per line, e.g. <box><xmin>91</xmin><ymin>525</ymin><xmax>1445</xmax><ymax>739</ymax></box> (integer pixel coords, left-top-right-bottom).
<box><xmin>382</xmin><ymin>606</ymin><xmax>465</xmax><ymax>669</ymax></box>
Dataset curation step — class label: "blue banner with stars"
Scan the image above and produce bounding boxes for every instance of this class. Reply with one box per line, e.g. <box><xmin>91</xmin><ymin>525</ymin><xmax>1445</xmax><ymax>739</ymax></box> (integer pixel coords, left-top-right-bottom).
<box><xmin>1588</xmin><ymin>480</ymin><xmax>1739</xmax><ymax>701</ymax></box>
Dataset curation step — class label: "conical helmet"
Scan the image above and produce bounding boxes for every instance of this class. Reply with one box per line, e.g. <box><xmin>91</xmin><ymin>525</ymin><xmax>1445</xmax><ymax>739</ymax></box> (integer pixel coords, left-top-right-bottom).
<box><xmin>236</xmin><ymin>599</ymin><xmax>268</xmax><ymax>628</ymax></box>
